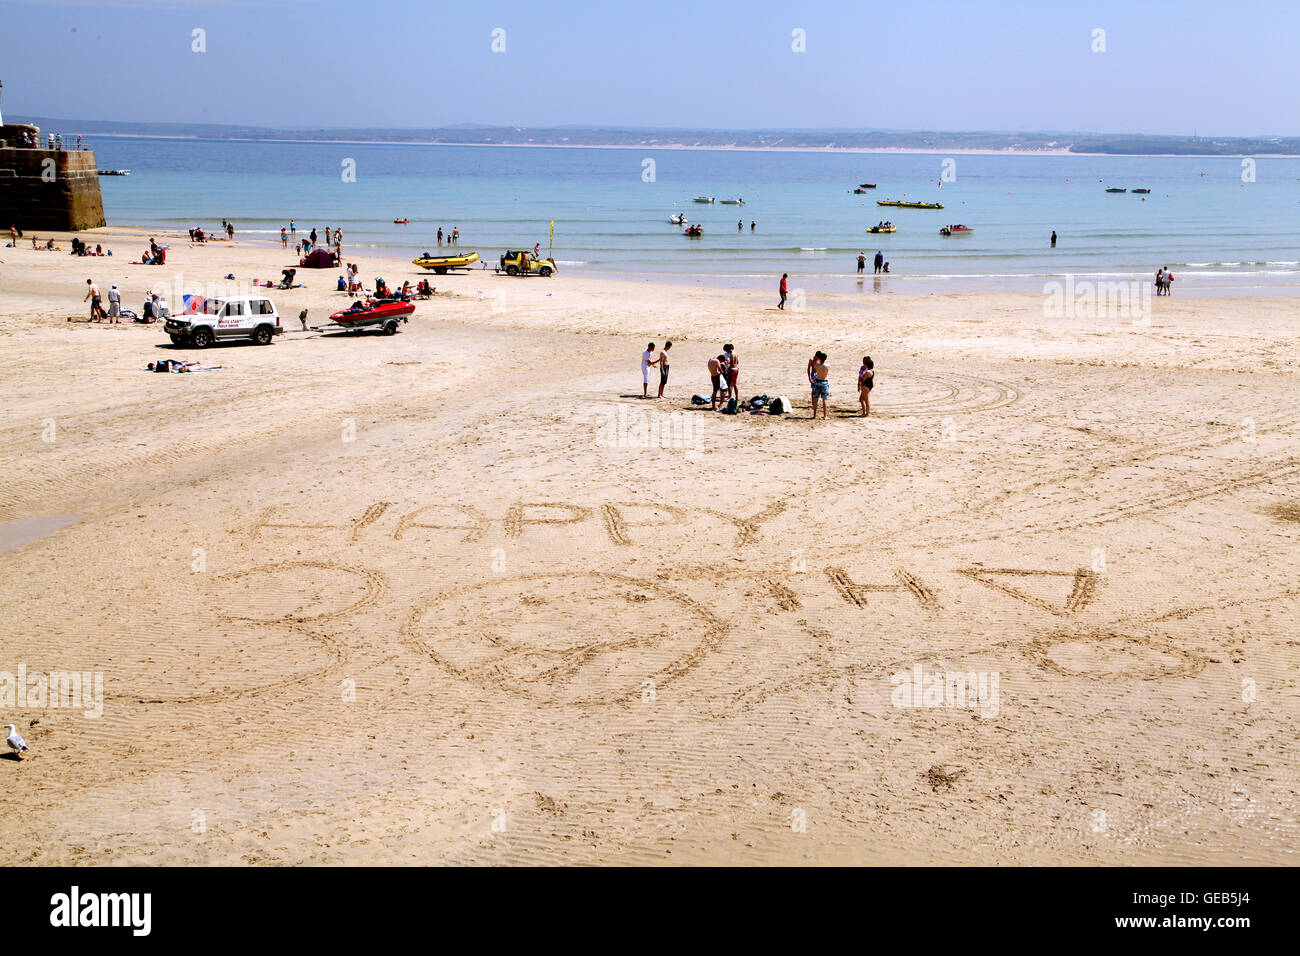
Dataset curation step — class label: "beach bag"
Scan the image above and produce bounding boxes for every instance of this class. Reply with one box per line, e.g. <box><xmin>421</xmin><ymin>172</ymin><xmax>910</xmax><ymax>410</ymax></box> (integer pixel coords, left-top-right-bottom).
<box><xmin>723</xmin><ymin>398</ymin><xmax>739</xmax><ymax>415</ymax></box>
<box><xmin>770</xmin><ymin>395</ymin><xmax>792</xmax><ymax>415</ymax></box>
<box><xmin>690</xmin><ymin>395</ymin><xmax>708</xmax><ymax>405</ymax></box>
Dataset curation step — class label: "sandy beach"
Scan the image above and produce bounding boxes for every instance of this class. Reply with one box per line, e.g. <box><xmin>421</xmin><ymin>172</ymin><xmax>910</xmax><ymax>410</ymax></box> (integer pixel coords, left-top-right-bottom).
<box><xmin>0</xmin><ymin>226</ymin><xmax>1297</xmax><ymax>865</ymax></box>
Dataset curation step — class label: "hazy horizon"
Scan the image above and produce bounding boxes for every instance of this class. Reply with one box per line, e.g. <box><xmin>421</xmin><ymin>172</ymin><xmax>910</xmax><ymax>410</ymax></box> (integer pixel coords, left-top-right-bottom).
<box><xmin>4</xmin><ymin>0</ymin><xmax>1297</xmax><ymax>137</ymax></box>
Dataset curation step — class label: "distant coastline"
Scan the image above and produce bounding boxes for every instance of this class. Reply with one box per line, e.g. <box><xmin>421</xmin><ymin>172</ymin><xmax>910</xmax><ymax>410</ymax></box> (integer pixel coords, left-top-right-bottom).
<box><xmin>15</xmin><ymin>116</ymin><xmax>1299</xmax><ymax>158</ymax></box>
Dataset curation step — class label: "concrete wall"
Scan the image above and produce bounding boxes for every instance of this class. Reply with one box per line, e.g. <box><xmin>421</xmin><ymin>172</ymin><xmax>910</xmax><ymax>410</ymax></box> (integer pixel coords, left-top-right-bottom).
<box><xmin>0</xmin><ymin>145</ymin><xmax>106</xmax><ymax>232</ymax></box>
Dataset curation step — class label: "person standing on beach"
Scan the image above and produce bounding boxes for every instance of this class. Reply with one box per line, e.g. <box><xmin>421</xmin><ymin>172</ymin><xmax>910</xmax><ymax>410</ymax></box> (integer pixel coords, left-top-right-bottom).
<box><xmin>656</xmin><ymin>341</ymin><xmax>672</xmax><ymax>398</ymax></box>
<box><xmin>309</xmin><ymin>227</ymin><xmax>318</xmax><ymax>250</ymax></box>
<box><xmin>874</xmin><ymin>250</ymin><xmax>884</xmax><ymax>274</ymax></box>
<box><xmin>738</xmin><ymin>220</ymin><xmax>743</xmax><ymax>231</ymax></box>
<box><xmin>452</xmin><ymin>226</ymin><xmax>459</xmax><ymax>245</ymax></box>
<box><xmin>778</xmin><ymin>273</ymin><xmax>788</xmax><ymax>310</ymax></box>
<box><xmin>857</xmin><ymin>252</ymin><xmax>866</xmax><ymax>274</ymax></box>
<box><xmin>1050</xmin><ymin>230</ymin><xmax>1057</xmax><ymax>248</ymax></box>
<box><xmin>750</xmin><ymin>221</ymin><xmax>756</xmax><ymax>231</ymax></box>
<box><xmin>107</xmin><ymin>284</ymin><xmax>121</xmax><ymax>323</ymax></box>
<box><xmin>641</xmin><ymin>342</ymin><xmax>656</xmax><ymax>399</ymax></box>
<box><xmin>290</xmin><ymin>219</ymin><xmax>296</xmax><ymax>239</ymax></box>
<box><xmin>1164</xmin><ymin>268</ymin><xmax>1174</xmax><ymax>296</ymax></box>
<box><xmin>437</xmin><ymin>227</ymin><xmax>443</xmax><ymax>245</ymax></box>
<box><xmin>858</xmin><ymin>355</ymin><xmax>874</xmax><ymax>417</ymax></box>
<box><xmin>280</xmin><ymin>227</ymin><xmax>288</xmax><ymax>249</ymax></box>
<box><xmin>227</xmin><ymin>221</ymin><xmax>235</xmax><ymax>242</ymax></box>
<box><xmin>723</xmin><ymin>344</ymin><xmax>739</xmax><ymax>400</ymax></box>
<box><xmin>84</xmin><ymin>279</ymin><xmax>106</xmax><ymax>322</ymax></box>
<box><xmin>808</xmin><ymin>351</ymin><xmax>830</xmax><ymax>419</ymax></box>
<box><xmin>708</xmin><ymin>354</ymin><xmax>725</xmax><ymax>410</ymax></box>
<box><xmin>1155</xmin><ymin>267</ymin><xmax>1165</xmax><ymax>296</ymax></box>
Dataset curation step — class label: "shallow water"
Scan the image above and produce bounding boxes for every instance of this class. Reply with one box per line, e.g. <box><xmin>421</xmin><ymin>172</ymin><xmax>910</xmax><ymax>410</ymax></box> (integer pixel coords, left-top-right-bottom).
<box><xmin>0</xmin><ymin>515</ymin><xmax>84</xmax><ymax>555</ymax></box>
<box><xmin>94</xmin><ymin>137</ymin><xmax>1300</xmax><ymax>293</ymax></box>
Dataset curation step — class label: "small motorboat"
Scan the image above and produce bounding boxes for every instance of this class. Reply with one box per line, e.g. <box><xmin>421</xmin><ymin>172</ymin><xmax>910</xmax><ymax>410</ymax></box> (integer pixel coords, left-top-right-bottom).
<box><xmin>939</xmin><ymin>225</ymin><xmax>973</xmax><ymax>236</ymax></box>
<box><xmin>719</xmin><ymin>198</ymin><xmax>745</xmax><ymax>205</ymax></box>
<box><xmin>692</xmin><ymin>196</ymin><xmax>715</xmax><ymax>203</ymax></box>
<box><xmin>684</xmin><ymin>225</ymin><xmax>704</xmax><ymax>237</ymax></box>
<box><xmin>327</xmin><ymin>298</ymin><xmax>415</xmax><ymax>334</ymax></box>
<box><xmin>858</xmin><ymin>183</ymin><xmax>876</xmax><ymax>189</ymax></box>
<box><xmin>877</xmin><ymin>199</ymin><xmax>944</xmax><ymax>209</ymax></box>
<box><xmin>1105</xmin><ymin>187</ymin><xmax>1127</xmax><ymax>193</ymax></box>
<box><xmin>1132</xmin><ymin>188</ymin><xmax>1151</xmax><ymax>194</ymax></box>
<box><xmin>669</xmin><ymin>213</ymin><xmax>687</xmax><ymax>225</ymax></box>
<box><xmin>394</xmin><ymin>218</ymin><xmax>409</xmax><ymax>224</ymax></box>
<box><xmin>412</xmin><ymin>251</ymin><xmax>480</xmax><ymax>273</ymax></box>
<box><xmin>867</xmin><ymin>225</ymin><xmax>897</xmax><ymax>234</ymax></box>
<box><xmin>97</xmin><ymin>169</ymin><xmax>131</xmax><ymax>176</ymax></box>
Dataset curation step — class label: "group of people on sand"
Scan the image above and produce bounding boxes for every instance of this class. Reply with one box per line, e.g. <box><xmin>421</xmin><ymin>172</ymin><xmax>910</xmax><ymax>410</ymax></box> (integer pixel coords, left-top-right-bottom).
<box><xmin>807</xmin><ymin>351</ymin><xmax>875</xmax><ymax>419</ymax></box>
<box><xmin>707</xmin><ymin>344</ymin><xmax>740</xmax><ymax>409</ymax></box>
<box><xmin>638</xmin><ymin>339</ymin><xmax>876</xmax><ymax>419</ymax></box>
<box><xmin>1155</xmin><ymin>266</ymin><xmax>1176</xmax><ymax>295</ymax></box>
<box><xmin>140</xmin><ymin>237</ymin><xmax>166</xmax><ymax>265</ymax></box>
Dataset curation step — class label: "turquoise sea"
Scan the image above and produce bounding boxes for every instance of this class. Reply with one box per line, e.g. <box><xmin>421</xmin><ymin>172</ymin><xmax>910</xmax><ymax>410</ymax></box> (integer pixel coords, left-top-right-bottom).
<box><xmin>93</xmin><ymin>136</ymin><xmax>1300</xmax><ymax>293</ymax></box>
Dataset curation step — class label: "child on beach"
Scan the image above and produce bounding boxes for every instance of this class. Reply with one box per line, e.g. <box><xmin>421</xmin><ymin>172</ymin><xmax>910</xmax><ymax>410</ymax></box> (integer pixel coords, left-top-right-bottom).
<box><xmin>808</xmin><ymin>351</ymin><xmax>829</xmax><ymax>419</ymax></box>
<box><xmin>858</xmin><ymin>356</ymin><xmax>874</xmax><ymax>417</ymax></box>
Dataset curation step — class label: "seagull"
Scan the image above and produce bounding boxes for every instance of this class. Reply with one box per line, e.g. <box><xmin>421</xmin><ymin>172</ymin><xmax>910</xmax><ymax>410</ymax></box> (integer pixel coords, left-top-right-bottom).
<box><xmin>6</xmin><ymin>724</ymin><xmax>29</xmax><ymax>759</ymax></box>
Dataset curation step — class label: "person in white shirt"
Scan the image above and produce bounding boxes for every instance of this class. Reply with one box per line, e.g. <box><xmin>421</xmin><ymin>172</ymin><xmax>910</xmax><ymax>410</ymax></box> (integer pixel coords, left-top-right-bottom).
<box><xmin>641</xmin><ymin>342</ymin><xmax>656</xmax><ymax>398</ymax></box>
<box><xmin>107</xmin><ymin>284</ymin><xmax>121</xmax><ymax>323</ymax></box>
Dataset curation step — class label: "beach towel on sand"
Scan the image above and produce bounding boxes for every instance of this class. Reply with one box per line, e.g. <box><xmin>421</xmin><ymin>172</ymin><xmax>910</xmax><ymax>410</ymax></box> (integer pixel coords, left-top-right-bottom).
<box><xmin>770</xmin><ymin>396</ymin><xmax>792</xmax><ymax>414</ymax></box>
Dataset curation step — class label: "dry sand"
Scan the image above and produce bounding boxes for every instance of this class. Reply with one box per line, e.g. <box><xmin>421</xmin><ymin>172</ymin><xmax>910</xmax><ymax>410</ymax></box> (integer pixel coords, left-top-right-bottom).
<box><xmin>0</xmin><ymin>226</ymin><xmax>1297</xmax><ymax>865</ymax></box>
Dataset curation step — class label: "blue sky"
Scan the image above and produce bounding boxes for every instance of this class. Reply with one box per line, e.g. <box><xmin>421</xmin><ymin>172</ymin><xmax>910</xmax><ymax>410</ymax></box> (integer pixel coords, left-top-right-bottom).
<box><xmin>3</xmin><ymin>0</ymin><xmax>1296</xmax><ymax>135</ymax></box>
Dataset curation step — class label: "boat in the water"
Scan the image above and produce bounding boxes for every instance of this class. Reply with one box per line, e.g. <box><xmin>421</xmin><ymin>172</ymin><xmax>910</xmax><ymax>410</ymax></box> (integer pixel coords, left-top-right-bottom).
<box><xmin>939</xmin><ymin>224</ymin><xmax>973</xmax><ymax>236</ymax></box>
<box><xmin>719</xmin><ymin>198</ymin><xmax>745</xmax><ymax>205</ymax></box>
<box><xmin>97</xmin><ymin>169</ymin><xmax>131</xmax><ymax>176</ymax></box>
<box><xmin>867</xmin><ymin>225</ymin><xmax>897</xmax><ymax>234</ymax></box>
<box><xmin>684</xmin><ymin>225</ymin><xmax>704</xmax><ymax>237</ymax></box>
<box><xmin>393</xmin><ymin>218</ymin><xmax>409</xmax><ymax>224</ymax></box>
<box><xmin>411</xmin><ymin>251</ymin><xmax>480</xmax><ymax>273</ymax></box>
<box><xmin>693</xmin><ymin>196</ymin><xmax>715</xmax><ymax>203</ymax></box>
<box><xmin>858</xmin><ymin>183</ymin><xmax>876</xmax><ymax>189</ymax></box>
<box><xmin>1132</xmin><ymin>188</ymin><xmax>1151</xmax><ymax>194</ymax></box>
<box><xmin>1106</xmin><ymin>187</ymin><xmax>1127</xmax><ymax>193</ymax></box>
<box><xmin>669</xmin><ymin>213</ymin><xmax>687</xmax><ymax>225</ymax></box>
<box><xmin>877</xmin><ymin>199</ymin><xmax>944</xmax><ymax>209</ymax></box>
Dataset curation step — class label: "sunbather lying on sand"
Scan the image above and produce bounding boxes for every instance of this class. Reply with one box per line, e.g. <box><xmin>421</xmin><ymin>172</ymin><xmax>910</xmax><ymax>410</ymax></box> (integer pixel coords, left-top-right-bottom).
<box><xmin>146</xmin><ymin>361</ymin><xmax>223</xmax><ymax>373</ymax></box>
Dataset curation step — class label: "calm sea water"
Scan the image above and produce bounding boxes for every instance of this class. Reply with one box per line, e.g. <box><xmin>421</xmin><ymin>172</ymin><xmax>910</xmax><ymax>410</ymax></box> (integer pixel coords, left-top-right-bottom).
<box><xmin>93</xmin><ymin>136</ymin><xmax>1300</xmax><ymax>293</ymax></box>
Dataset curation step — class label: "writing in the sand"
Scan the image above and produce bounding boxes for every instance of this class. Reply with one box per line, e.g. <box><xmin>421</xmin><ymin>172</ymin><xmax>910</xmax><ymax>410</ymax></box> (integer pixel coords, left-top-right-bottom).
<box><xmin>247</xmin><ymin>499</ymin><xmax>784</xmax><ymax>549</ymax></box>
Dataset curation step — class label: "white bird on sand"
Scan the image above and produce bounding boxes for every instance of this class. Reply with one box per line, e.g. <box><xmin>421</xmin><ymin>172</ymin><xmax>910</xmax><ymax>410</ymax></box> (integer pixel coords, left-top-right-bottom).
<box><xmin>6</xmin><ymin>724</ymin><xmax>29</xmax><ymax>759</ymax></box>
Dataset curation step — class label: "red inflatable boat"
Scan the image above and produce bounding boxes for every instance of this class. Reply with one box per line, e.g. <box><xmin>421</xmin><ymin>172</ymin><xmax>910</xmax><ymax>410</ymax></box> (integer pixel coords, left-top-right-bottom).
<box><xmin>326</xmin><ymin>299</ymin><xmax>415</xmax><ymax>334</ymax></box>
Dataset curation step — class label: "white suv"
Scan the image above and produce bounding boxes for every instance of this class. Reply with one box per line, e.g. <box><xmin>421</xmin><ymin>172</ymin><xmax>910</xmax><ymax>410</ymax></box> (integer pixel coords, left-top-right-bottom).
<box><xmin>165</xmin><ymin>295</ymin><xmax>283</xmax><ymax>348</ymax></box>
